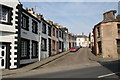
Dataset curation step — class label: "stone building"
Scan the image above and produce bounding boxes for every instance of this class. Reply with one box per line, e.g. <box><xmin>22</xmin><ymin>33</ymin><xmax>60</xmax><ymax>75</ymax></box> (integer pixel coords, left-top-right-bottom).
<box><xmin>76</xmin><ymin>33</ymin><xmax>89</xmax><ymax>48</ymax></box>
<box><xmin>93</xmin><ymin>10</ymin><xmax>120</xmax><ymax>59</ymax></box>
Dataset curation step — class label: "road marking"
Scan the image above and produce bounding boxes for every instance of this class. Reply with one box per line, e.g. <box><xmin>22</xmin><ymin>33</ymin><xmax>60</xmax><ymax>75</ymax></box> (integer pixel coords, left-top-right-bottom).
<box><xmin>98</xmin><ymin>72</ymin><xmax>120</xmax><ymax>78</ymax></box>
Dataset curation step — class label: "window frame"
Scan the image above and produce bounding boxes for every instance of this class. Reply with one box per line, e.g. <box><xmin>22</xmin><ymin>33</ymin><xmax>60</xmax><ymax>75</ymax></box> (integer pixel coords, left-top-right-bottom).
<box><xmin>22</xmin><ymin>13</ymin><xmax>29</xmax><ymax>31</ymax></box>
<box><xmin>32</xmin><ymin>41</ymin><xmax>38</xmax><ymax>58</ymax></box>
<box><xmin>32</xmin><ymin>20</ymin><xmax>38</xmax><ymax>34</ymax></box>
<box><xmin>52</xmin><ymin>40</ymin><xmax>56</xmax><ymax>51</ymax></box>
<box><xmin>53</xmin><ymin>27</ymin><xmax>55</xmax><ymax>36</ymax></box>
<box><xmin>20</xmin><ymin>38</ymin><xmax>30</xmax><ymax>59</ymax></box>
<box><xmin>59</xmin><ymin>31</ymin><xmax>61</xmax><ymax>38</ymax></box>
<box><xmin>0</xmin><ymin>8</ymin><xmax>8</xmax><ymax>22</ymax></box>
<box><xmin>41</xmin><ymin>37</ymin><xmax>47</xmax><ymax>51</ymax></box>
<box><xmin>117</xmin><ymin>24</ymin><xmax>120</xmax><ymax>33</ymax></box>
<box><xmin>56</xmin><ymin>29</ymin><xmax>58</xmax><ymax>38</ymax></box>
<box><xmin>48</xmin><ymin>26</ymin><xmax>51</xmax><ymax>36</ymax></box>
<box><xmin>0</xmin><ymin>4</ymin><xmax>13</xmax><ymax>25</ymax></box>
<box><xmin>22</xmin><ymin>17</ymin><xmax>26</xmax><ymax>28</ymax></box>
<box><xmin>97</xmin><ymin>27</ymin><xmax>100</xmax><ymax>38</ymax></box>
<box><xmin>59</xmin><ymin>41</ymin><xmax>61</xmax><ymax>49</ymax></box>
<box><xmin>42</xmin><ymin>22</ymin><xmax>46</xmax><ymax>34</ymax></box>
<box><xmin>98</xmin><ymin>41</ymin><xmax>102</xmax><ymax>53</ymax></box>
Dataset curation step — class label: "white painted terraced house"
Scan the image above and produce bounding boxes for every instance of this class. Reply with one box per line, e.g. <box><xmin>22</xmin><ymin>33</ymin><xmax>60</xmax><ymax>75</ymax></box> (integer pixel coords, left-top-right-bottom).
<box><xmin>0</xmin><ymin>1</ymin><xmax>21</xmax><ymax>69</ymax></box>
<box><xmin>0</xmin><ymin>0</ymin><xmax>77</xmax><ymax>69</ymax></box>
<box><xmin>0</xmin><ymin>1</ymin><xmax>50</xmax><ymax>69</ymax></box>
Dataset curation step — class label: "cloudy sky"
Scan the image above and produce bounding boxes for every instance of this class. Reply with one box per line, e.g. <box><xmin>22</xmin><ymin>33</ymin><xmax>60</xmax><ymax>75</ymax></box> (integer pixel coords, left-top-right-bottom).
<box><xmin>20</xmin><ymin>1</ymin><xmax>118</xmax><ymax>35</ymax></box>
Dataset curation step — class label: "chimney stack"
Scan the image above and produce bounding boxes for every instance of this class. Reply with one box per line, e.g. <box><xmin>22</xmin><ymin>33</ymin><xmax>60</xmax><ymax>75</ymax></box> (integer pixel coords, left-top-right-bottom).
<box><xmin>47</xmin><ymin>20</ymin><xmax>53</xmax><ymax>25</ymax></box>
<box><xmin>103</xmin><ymin>10</ymin><xmax>116</xmax><ymax>22</ymax></box>
<box><xmin>35</xmin><ymin>13</ymin><xmax>42</xmax><ymax>20</ymax></box>
<box><xmin>28</xmin><ymin>8</ymin><xmax>35</xmax><ymax>15</ymax></box>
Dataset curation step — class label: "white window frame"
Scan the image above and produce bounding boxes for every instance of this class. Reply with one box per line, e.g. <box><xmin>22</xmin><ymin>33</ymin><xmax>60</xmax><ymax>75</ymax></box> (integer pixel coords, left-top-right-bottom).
<box><xmin>41</xmin><ymin>38</ymin><xmax>47</xmax><ymax>51</ymax></box>
<box><xmin>32</xmin><ymin>42</ymin><xmax>37</xmax><ymax>57</ymax></box>
<box><xmin>0</xmin><ymin>8</ymin><xmax>8</xmax><ymax>22</ymax></box>
<box><xmin>33</xmin><ymin>22</ymin><xmax>36</xmax><ymax>33</ymax></box>
<box><xmin>23</xmin><ymin>17</ymin><xmax>27</xmax><ymax>29</ymax></box>
<box><xmin>42</xmin><ymin>23</ymin><xmax>46</xmax><ymax>34</ymax></box>
<box><xmin>21</xmin><ymin>41</ymin><xmax>27</xmax><ymax>57</ymax></box>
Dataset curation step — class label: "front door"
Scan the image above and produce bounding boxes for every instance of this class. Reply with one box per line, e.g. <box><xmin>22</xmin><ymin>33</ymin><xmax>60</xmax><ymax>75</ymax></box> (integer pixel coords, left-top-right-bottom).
<box><xmin>117</xmin><ymin>40</ymin><xmax>120</xmax><ymax>54</ymax></box>
<box><xmin>0</xmin><ymin>44</ymin><xmax>6</xmax><ymax>69</ymax></box>
<box><xmin>48</xmin><ymin>38</ymin><xmax>51</xmax><ymax>56</ymax></box>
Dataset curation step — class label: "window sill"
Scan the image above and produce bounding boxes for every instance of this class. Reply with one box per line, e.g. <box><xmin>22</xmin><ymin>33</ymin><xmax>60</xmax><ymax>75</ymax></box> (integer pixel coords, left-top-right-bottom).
<box><xmin>32</xmin><ymin>31</ymin><xmax>38</xmax><ymax>34</ymax></box>
<box><xmin>42</xmin><ymin>32</ymin><xmax>46</xmax><ymax>34</ymax></box>
<box><xmin>32</xmin><ymin>56</ymin><xmax>38</xmax><ymax>58</ymax></box>
<box><xmin>22</xmin><ymin>27</ymin><xmax>29</xmax><ymax>31</ymax></box>
<box><xmin>20</xmin><ymin>57</ymin><xmax>29</xmax><ymax>60</ymax></box>
<box><xmin>41</xmin><ymin>50</ymin><xmax>47</xmax><ymax>51</ymax></box>
<box><xmin>0</xmin><ymin>21</ymin><xmax>12</xmax><ymax>25</ymax></box>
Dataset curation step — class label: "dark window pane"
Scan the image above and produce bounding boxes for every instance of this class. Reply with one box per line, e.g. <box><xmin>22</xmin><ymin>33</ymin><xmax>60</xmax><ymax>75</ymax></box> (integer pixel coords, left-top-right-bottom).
<box><xmin>1</xmin><ymin>59</ymin><xmax>4</xmax><ymax>66</ymax></box>
<box><xmin>2</xmin><ymin>51</ymin><xmax>4</xmax><ymax>56</ymax></box>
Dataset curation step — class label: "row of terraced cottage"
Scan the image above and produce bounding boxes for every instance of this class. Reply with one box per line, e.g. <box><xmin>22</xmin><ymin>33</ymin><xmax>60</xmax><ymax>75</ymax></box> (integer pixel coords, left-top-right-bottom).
<box><xmin>0</xmin><ymin>1</ymin><xmax>77</xmax><ymax>69</ymax></box>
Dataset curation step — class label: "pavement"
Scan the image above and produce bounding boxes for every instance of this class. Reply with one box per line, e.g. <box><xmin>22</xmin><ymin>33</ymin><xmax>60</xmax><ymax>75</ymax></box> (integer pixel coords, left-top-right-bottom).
<box><xmin>87</xmin><ymin>48</ymin><xmax>120</xmax><ymax>62</ymax></box>
<box><xmin>2</xmin><ymin>48</ymin><xmax>120</xmax><ymax>78</ymax></box>
<box><xmin>3</xmin><ymin>48</ymin><xmax>119</xmax><ymax>78</ymax></box>
<box><xmin>2</xmin><ymin>51</ymin><xmax>69</xmax><ymax>77</ymax></box>
<box><xmin>21</xmin><ymin>63</ymin><xmax>119</xmax><ymax>78</ymax></box>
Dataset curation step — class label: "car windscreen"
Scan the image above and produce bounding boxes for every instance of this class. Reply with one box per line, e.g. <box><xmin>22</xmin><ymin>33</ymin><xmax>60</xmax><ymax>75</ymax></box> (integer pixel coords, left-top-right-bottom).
<box><xmin>71</xmin><ymin>46</ymin><xmax>78</xmax><ymax>49</ymax></box>
<box><xmin>71</xmin><ymin>47</ymin><xmax>76</xmax><ymax>49</ymax></box>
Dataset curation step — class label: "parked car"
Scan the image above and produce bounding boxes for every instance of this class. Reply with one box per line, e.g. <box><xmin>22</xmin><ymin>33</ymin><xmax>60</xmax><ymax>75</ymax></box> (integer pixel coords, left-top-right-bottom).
<box><xmin>69</xmin><ymin>46</ymin><xmax>80</xmax><ymax>52</ymax></box>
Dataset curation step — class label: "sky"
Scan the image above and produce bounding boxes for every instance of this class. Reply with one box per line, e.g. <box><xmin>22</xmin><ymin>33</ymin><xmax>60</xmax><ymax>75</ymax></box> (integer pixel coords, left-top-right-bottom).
<box><xmin>20</xmin><ymin>1</ymin><xmax>118</xmax><ymax>35</ymax></box>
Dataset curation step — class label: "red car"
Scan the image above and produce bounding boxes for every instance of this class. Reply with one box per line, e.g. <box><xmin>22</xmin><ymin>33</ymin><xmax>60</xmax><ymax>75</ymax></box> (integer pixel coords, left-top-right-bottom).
<box><xmin>69</xmin><ymin>46</ymin><xmax>80</xmax><ymax>52</ymax></box>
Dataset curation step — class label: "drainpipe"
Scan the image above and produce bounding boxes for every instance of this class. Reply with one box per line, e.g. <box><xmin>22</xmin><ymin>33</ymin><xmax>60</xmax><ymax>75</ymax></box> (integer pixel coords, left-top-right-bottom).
<box><xmin>38</xmin><ymin>29</ymin><xmax>41</xmax><ymax>61</ymax></box>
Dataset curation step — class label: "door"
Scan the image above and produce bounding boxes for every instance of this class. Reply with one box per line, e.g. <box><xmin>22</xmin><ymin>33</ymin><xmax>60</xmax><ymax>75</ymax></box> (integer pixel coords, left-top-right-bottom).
<box><xmin>48</xmin><ymin>38</ymin><xmax>51</xmax><ymax>56</ymax></box>
<box><xmin>117</xmin><ymin>40</ymin><xmax>120</xmax><ymax>54</ymax></box>
<box><xmin>0</xmin><ymin>44</ymin><xmax>6</xmax><ymax>69</ymax></box>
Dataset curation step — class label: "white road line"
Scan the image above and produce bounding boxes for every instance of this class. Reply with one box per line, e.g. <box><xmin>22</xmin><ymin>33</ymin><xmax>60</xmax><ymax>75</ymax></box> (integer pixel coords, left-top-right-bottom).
<box><xmin>98</xmin><ymin>72</ymin><xmax>120</xmax><ymax>78</ymax></box>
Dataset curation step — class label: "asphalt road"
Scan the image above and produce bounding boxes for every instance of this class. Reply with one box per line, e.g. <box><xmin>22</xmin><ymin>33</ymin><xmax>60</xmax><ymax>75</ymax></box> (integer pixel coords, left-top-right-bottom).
<box><xmin>24</xmin><ymin>63</ymin><xmax>119</xmax><ymax>78</ymax></box>
<box><xmin>3</xmin><ymin>48</ymin><xmax>120</xmax><ymax>79</ymax></box>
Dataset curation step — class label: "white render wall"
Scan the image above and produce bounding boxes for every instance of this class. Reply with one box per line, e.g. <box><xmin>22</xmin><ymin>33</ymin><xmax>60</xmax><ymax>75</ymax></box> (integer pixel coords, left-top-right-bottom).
<box><xmin>20</xmin><ymin>12</ymin><xmax>41</xmax><ymax>64</ymax></box>
<box><xmin>40</xmin><ymin>21</ymin><xmax>49</xmax><ymax>59</ymax></box>
<box><xmin>0</xmin><ymin>2</ymin><xmax>20</xmax><ymax>69</ymax></box>
<box><xmin>76</xmin><ymin>37</ymin><xmax>89</xmax><ymax>47</ymax></box>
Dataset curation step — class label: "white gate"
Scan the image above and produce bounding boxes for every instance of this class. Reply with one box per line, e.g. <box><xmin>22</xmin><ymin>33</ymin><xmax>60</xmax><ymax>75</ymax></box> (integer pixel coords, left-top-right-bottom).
<box><xmin>0</xmin><ymin>44</ymin><xmax>6</xmax><ymax>69</ymax></box>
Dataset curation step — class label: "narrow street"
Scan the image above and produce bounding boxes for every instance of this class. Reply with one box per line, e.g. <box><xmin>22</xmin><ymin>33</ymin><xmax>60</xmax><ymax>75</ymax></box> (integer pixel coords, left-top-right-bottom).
<box><xmin>1</xmin><ymin>1</ymin><xmax>120</xmax><ymax>80</ymax></box>
<box><xmin>39</xmin><ymin>48</ymin><xmax>96</xmax><ymax>69</ymax></box>
<box><xmin>3</xmin><ymin>48</ymin><xmax>120</xmax><ymax>78</ymax></box>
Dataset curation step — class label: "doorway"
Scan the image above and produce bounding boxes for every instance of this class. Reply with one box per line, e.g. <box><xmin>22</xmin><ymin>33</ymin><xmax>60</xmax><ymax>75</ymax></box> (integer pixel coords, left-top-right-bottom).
<box><xmin>0</xmin><ymin>43</ymin><xmax>7</xmax><ymax>69</ymax></box>
<box><xmin>0</xmin><ymin>43</ymin><xmax>10</xmax><ymax>69</ymax></box>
